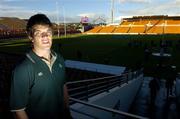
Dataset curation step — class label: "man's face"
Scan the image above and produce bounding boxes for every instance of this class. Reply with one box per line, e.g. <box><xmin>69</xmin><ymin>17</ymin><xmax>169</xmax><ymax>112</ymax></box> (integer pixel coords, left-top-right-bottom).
<box><xmin>31</xmin><ymin>25</ymin><xmax>53</xmax><ymax>50</ymax></box>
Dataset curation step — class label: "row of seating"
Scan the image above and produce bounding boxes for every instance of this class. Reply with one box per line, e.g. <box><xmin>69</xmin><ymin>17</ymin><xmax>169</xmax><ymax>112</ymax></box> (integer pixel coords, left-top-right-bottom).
<box><xmin>66</xmin><ymin>68</ymin><xmax>111</xmax><ymax>82</ymax></box>
<box><xmin>121</xmin><ymin>19</ymin><xmax>179</xmax><ymax>26</ymax></box>
<box><xmin>85</xmin><ymin>19</ymin><xmax>180</xmax><ymax>34</ymax></box>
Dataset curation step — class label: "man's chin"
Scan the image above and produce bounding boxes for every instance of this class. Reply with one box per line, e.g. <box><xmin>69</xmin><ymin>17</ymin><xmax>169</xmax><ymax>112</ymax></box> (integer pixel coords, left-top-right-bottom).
<box><xmin>41</xmin><ymin>45</ymin><xmax>51</xmax><ymax>50</ymax></box>
<box><xmin>42</xmin><ymin>44</ymin><xmax>51</xmax><ymax>49</ymax></box>
<box><xmin>44</xmin><ymin>47</ymin><xmax>51</xmax><ymax>50</ymax></box>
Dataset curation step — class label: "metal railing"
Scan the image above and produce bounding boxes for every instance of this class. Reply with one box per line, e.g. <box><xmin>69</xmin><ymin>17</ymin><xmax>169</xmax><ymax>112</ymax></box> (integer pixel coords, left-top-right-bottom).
<box><xmin>67</xmin><ymin>69</ymin><xmax>143</xmax><ymax>101</ymax></box>
<box><xmin>70</xmin><ymin>97</ymin><xmax>148</xmax><ymax>119</ymax></box>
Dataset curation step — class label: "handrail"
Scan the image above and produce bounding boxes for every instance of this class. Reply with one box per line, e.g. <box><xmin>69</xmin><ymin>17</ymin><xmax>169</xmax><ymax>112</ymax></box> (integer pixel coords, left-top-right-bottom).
<box><xmin>67</xmin><ymin>74</ymin><xmax>124</xmax><ymax>85</ymax></box>
<box><xmin>70</xmin><ymin>97</ymin><xmax>149</xmax><ymax>119</ymax></box>
<box><xmin>67</xmin><ymin>69</ymin><xmax>143</xmax><ymax>101</ymax></box>
<box><xmin>67</xmin><ymin>68</ymin><xmax>143</xmax><ymax>85</ymax></box>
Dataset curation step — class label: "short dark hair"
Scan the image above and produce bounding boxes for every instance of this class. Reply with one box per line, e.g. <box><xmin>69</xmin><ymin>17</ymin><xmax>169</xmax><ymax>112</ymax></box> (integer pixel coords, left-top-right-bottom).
<box><xmin>26</xmin><ymin>14</ymin><xmax>52</xmax><ymax>35</ymax></box>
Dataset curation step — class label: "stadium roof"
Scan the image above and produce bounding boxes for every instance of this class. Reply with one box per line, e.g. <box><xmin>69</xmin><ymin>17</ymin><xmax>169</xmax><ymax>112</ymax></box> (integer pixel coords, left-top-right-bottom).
<box><xmin>123</xmin><ymin>15</ymin><xmax>180</xmax><ymax>20</ymax></box>
<box><xmin>65</xmin><ymin>60</ymin><xmax>126</xmax><ymax>75</ymax></box>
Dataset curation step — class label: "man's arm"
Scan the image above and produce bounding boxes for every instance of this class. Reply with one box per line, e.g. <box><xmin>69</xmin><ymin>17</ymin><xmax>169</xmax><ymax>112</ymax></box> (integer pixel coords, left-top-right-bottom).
<box><xmin>64</xmin><ymin>84</ymin><xmax>70</xmax><ymax>108</ymax></box>
<box><xmin>10</xmin><ymin>65</ymin><xmax>30</xmax><ymax>119</ymax></box>
<box><xmin>63</xmin><ymin>84</ymin><xmax>72</xmax><ymax>119</ymax></box>
<box><xmin>13</xmin><ymin>110</ymin><xmax>29</xmax><ymax>119</ymax></box>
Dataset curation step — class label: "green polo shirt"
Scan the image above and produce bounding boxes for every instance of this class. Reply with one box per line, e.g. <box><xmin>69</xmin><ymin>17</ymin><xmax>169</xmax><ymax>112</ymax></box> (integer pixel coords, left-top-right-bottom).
<box><xmin>10</xmin><ymin>50</ymin><xmax>66</xmax><ymax>119</ymax></box>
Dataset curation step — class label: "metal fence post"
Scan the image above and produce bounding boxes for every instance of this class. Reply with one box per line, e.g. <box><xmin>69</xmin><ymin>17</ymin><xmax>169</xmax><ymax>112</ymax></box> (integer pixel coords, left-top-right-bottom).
<box><xmin>106</xmin><ymin>78</ymin><xmax>109</xmax><ymax>92</ymax></box>
<box><xmin>119</xmin><ymin>76</ymin><xmax>122</xmax><ymax>87</ymax></box>
<box><xmin>85</xmin><ymin>82</ymin><xmax>89</xmax><ymax>101</ymax></box>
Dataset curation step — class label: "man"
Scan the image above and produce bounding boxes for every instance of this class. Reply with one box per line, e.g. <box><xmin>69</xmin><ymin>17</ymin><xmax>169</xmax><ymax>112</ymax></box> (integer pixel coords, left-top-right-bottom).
<box><xmin>10</xmin><ymin>14</ymin><xmax>72</xmax><ymax>119</ymax></box>
<box><xmin>149</xmin><ymin>77</ymin><xmax>160</xmax><ymax>105</ymax></box>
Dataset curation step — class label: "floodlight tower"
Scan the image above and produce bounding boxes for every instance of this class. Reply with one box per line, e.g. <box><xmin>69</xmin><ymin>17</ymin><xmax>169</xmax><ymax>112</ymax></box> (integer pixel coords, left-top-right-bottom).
<box><xmin>62</xmin><ymin>6</ymin><xmax>67</xmax><ymax>37</ymax></box>
<box><xmin>111</xmin><ymin>0</ymin><xmax>115</xmax><ymax>24</ymax></box>
<box><xmin>56</xmin><ymin>1</ymin><xmax>60</xmax><ymax>38</ymax></box>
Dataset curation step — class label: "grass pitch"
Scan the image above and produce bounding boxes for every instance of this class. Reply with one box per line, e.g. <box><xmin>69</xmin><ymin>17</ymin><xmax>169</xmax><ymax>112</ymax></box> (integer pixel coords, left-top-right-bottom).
<box><xmin>0</xmin><ymin>34</ymin><xmax>180</xmax><ymax>78</ymax></box>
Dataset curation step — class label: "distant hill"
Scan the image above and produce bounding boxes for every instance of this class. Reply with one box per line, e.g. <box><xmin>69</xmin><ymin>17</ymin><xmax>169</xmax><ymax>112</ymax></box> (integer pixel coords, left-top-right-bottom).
<box><xmin>0</xmin><ymin>17</ymin><xmax>27</xmax><ymax>30</ymax></box>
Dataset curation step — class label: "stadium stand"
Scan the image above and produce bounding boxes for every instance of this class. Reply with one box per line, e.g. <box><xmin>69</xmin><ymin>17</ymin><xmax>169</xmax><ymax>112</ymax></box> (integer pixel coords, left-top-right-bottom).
<box><xmin>164</xmin><ymin>26</ymin><xmax>180</xmax><ymax>34</ymax></box>
<box><xmin>85</xmin><ymin>15</ymin><xmax>180</xmax><ymax>34</ymax></box>
<box><xmin>133</xmin><ymin>20</ymin><xmax>148</xmax><ymax>25</ymax></box>
<box><xmin>167</xmin><ymin>19</ymin><xmax>180</xmax><ymax>25</ymax></box>
<box><xmin>148</xmin><ymin>19</ymin><xmax>158</xmax><ymax>25</ymax></box>
<box><xmin>120</xmin><ymin>21</ymin><xmax>132</xmax><ymax>25</ymax></box>
<box><xmin>146</xmin><ymin>26</ymin><xmax>164</xmax><ymax>34</ymax></box>
<box><xmin>98</xmin><ymin>26</ymin><xmax>116</xmax><ymax>33</ymax></box>
<box><xmin>128</xmin><ymin>26</ymin><xmax>145</xmax><ymax>33</ymax></box>
<box><xmin>113</xmin><ymin>26</ymin><xmax>130</xmax><ymax>33</ymax></box>
<box><xmin>85</xmin><ymin>26</ymin><xmax>103</xmax><ymax>34</ymax></box>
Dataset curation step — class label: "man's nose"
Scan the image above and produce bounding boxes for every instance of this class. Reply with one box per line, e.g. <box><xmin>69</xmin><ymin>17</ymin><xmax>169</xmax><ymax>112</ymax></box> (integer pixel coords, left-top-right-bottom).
<box><xmin>41</xmin><ymin>32</ymin><xmax>49</xmax><ymax>37</ymax></box>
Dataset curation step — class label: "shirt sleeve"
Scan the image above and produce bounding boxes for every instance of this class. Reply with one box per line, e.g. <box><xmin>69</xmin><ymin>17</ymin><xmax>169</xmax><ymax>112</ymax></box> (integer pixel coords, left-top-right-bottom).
<box><xmin>57</xmin><ymin>53</ymin><xmax>66</xmax><ymax>85</ymax></box>
<box><xmin>62</xmin><ymin>57</ymin><xmax>66</xmax><ymax>85</ymax></box>
<box><xmin>10</xmin><ymin>64</ymin><xmax>30</xmax><ymax>111</ymax></box>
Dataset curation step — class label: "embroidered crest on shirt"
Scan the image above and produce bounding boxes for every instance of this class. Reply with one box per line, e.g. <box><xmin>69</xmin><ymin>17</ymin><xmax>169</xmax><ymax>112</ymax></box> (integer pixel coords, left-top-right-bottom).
<box><xmin>38</xmin><ymin>72</ymin><xmax>43</xmax><ymax>76</ymax></box>
<box><xmin>59</xmin><ymin>64</ymin><xmax>62</xmax><ymax>68</ymax></box>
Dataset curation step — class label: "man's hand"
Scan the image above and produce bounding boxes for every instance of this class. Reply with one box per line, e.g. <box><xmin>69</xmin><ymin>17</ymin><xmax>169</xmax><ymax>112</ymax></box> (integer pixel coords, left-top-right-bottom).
<box><xmin>14</xmin><ymin>110</ymin><xmax>29</xmax><ymax>119</ymax></box>
<box><xmin>63</xmin><ymin>85</ymin><xmax>73</xmax><ymax>119</ymax></box>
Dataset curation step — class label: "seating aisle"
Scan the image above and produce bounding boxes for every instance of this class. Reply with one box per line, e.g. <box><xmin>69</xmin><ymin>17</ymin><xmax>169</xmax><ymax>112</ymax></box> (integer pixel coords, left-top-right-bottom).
<box><xmin>129</xmin><ymin>77</ymin><xmax>180</xmax><ymax>119</ymax></box>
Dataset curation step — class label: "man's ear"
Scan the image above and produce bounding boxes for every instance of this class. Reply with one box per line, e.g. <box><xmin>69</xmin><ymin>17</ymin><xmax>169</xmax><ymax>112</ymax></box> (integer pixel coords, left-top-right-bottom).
<box><xmin>27</xmin><ymin>31</ymin><xmax>33</xmax><ymax>41</ymax></box>
<box><xmin>28</xmin><ymin>36</ymin><xmax>34</xmax><ymax>42</ymax></box>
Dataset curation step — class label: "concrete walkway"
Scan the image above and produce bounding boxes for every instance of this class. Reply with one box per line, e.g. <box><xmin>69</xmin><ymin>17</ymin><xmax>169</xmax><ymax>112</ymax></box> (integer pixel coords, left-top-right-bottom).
<box><xmin>129</xmin><ymin>77</ymin><xmax>180</xmax><ymax>119</ymax></box>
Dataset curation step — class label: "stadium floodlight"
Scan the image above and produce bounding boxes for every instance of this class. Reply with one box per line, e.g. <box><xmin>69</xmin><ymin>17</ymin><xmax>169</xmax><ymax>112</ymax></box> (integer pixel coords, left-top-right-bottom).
<box><xmin>62</xmin><ymin>6</ymin><xmax>67</xmax><ymax>37</ymax></box>
<box><xmin>111</xmin><ymin>0</ymin><xmax>115</xmax><ymax>24</ymax></box>
<box><xmin>56</xmin><ymin>1</ymin><xmax>60</xmax><ymax>38</ymax></box>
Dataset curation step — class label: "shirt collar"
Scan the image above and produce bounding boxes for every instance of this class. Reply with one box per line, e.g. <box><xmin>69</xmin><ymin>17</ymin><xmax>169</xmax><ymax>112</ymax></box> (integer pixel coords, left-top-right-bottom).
<box><xmin>26</xmin><ymin>50</ymin><xmax>57</xmax><ymax>64</ymax></box>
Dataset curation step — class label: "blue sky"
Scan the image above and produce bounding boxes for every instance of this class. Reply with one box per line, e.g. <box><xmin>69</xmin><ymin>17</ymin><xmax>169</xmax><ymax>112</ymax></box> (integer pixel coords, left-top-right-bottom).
<box><xmin>0</xmin><ymin>0</ymin><xmax>180</xmax><ymax>23</ymax></box>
